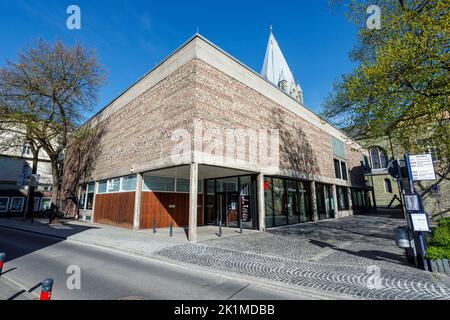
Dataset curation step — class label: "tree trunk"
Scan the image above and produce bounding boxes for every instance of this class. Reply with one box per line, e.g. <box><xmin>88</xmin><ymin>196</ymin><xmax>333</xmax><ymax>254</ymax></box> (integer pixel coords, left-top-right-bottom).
<box><xmin>49</xmin><ymin>159</ymin><xmax>60</xmax><ymax>224</ymax></box>
<box><xmin>25</xmin><ymin>153</ymin><xmax>39</xmax><ymax>221</ymax></box>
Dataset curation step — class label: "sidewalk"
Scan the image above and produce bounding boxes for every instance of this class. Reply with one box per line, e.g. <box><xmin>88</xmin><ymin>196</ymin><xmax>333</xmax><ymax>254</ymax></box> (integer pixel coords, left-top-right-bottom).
<box><xmin>0</xmin><ymin>217</ymin><xmax>255</xmax><ymax>257</ymax></box>
<box><xmin>0</xmin><ymin>276</ymin><xmax>35</xmax><ymax>300</ymax></box>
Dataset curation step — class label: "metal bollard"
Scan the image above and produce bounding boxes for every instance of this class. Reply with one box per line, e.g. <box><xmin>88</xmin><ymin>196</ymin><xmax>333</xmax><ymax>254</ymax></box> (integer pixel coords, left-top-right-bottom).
<box><xmin>0</xmin><ymin>253</ymin><xmax>5</xmax><ymax>276</ymax></box>
<box><xmin>40</xmin><ymin>278</ymin><xmax>54</xmax><ymax>301</ymax></box>
<box><xmin>219</xmin><ymin>220</ymin><xmax>223</xmax><ymax>237</ymax></box>
<box><xmin>240</xmin><ymin>218</ymin><xmax>243</xmax><ymax>234</ymax></box>
<box><xmin>153</xmin><ymin>216</ymin><xmax>157</xmax><ymax>234</ymax></box>
<box><xmin>169</xmin><ymin>222</ymin><xmax>173</xmax><ymax>237</ymax></box>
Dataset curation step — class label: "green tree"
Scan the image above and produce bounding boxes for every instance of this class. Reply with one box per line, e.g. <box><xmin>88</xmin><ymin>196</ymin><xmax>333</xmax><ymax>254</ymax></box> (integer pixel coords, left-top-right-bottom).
<box><xmin>322</xmin><ymin>0</ymin><xmax>450</xmax><ymax>177</ymax></box>
<box><xmin>0</xmin><ymin>39</ymin><xmax>105</xmax><ymax>222</ymax></box>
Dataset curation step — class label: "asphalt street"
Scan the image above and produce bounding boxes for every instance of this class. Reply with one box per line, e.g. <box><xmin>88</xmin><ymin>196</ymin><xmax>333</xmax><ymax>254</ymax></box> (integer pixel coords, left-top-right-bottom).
<box><xmin>0</xmin><ymin>227</ymin><xmax>314</xmax><ymax>300</ymax></box>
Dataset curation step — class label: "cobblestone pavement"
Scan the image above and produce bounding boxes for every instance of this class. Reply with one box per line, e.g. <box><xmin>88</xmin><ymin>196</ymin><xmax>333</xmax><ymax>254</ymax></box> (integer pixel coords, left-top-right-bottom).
<box><xmin>158</xmin><ymin>214</ymin><xmax>450</xmax><ymax>300</ymax></box>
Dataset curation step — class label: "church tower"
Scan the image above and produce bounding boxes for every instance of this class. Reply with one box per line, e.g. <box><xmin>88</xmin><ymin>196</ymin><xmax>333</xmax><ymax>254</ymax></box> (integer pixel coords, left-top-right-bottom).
<box><xmin>261</xmin><ymin>26</ymin><xmax>304</xmax><ymax>104</ymax></box>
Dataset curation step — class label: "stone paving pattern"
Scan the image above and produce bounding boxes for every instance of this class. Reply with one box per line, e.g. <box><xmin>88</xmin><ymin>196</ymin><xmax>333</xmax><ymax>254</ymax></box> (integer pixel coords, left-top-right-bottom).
<box><xmin>159</xmin><ymin>214</ymin><xmax>450</xmax><ymax>300</ymax></box>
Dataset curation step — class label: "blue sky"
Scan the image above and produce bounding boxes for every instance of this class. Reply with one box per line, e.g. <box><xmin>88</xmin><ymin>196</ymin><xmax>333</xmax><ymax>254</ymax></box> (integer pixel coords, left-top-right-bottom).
<box><xmin>0</xmin><ymin>0</ymin><xmax>358</xmax><ymax>118</ymax></box>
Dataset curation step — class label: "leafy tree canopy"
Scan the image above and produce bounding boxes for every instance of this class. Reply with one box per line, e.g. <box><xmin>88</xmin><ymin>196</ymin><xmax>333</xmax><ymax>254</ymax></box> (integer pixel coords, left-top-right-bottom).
<box><xmin>322</xmin><ymin>0</ymin><xmax>449</xmax><ymax>175</ymax></box>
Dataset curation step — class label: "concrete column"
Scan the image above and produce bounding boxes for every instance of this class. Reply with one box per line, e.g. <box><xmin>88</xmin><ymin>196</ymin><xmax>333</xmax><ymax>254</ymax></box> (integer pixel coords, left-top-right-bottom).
<box><xmin>188</xmin><ymin>163</ymin><xmax>198</xmax><ymax>242</ymax></box>
<box><xmin>257</xmin><ymin>174</ymin><xmax>266</xmax><ymax>231</ymax></box>
<box><xmin>133</xmin><ymin>173</ymin><xmax>143</xmax><ymax>230</ymax></box>
<box><xmin>310</xmin><ymin>181</ymin><xmax>319</xmax><ymax>222</ymax></box>
<box><xmin>332</xmin><ymin>184</ymin><xmax>339</xmax><ymax>219</ymax></box>
<box><xmin>91</xmin><ymin>182</ymin><xmax>98</xmax><ymax>223</ymax></box>
<box><xmin>347</xmin><ymin>187</ymin><xmax>354</xmax><ymax>216</ymax></box>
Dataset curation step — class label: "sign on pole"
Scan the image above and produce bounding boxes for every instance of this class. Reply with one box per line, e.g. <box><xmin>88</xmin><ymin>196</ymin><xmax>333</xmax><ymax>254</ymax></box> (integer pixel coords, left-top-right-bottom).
<box><xmin>408</xmin><ymin>154</ymin><xmax>436</xmax><ymax>181</ymax></box>
<box><xmin>410</xmin><ymin>213</ymin><xmax>430</xmax><ymax>232</ymax></box>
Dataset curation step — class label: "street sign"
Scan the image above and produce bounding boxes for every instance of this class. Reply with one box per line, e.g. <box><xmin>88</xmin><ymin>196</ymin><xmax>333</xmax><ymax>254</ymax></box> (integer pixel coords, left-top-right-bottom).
<box><xmin>410</xmin><ymin>213</ymin><xmax>430</xmax><ymax>232</ymax></box>
<box><xmin>431</xmin><ymin>184</ymin><xmax>440</xmax><ymax>193</ymax></box>
<box><xmin>403</xmin><ymin>193</ymin><xmax>421</xmax><ymax>212</ymax></box>
<box><xmin>408</xmin><ymin>154</ymin><xmax>436</xmax><ymax>181</ymax></box>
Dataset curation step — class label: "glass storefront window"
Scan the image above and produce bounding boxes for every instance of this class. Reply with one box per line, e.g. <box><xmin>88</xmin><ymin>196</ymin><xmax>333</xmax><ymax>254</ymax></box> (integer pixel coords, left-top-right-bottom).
<box><xmin>143</xmin><ymin>176</ymin><xmax>175</xmax><ymax>192</ymax></box>
<box><xmin>298</xmin><ymin>181</ymin><xmax>311</xmax><ymax>222</ymax></box>
<box><xmin>273</xmin><ymin>178</ymin><xmax>287</xmax><ymax>227</ymax></box>
<box><xmin>286</xmin><ymin>180</ymin><xmax>299</xmax><ymax>225</ymax></box>
<box><xmin>316</xmin><ymin>183</ymin><xmax>334</xmax><ymax>220</ymax></box>
<box><xmin>79</xmin><ymin>185</ymin><xmax>86</xmax><ymax>208</ymax></box>
<box><xmin>217</xmin><ymin>177</ymin><xmax>238</xmax><ymax>193</ymax></box>
<box><xmin>86</xmin><ymin>183</ymin><xmax>95</xmax><ymax>210</ymax></box>
<box><xmin>121</xmin><ymin>176</ymin><xmax>137</xmax><ymax>191</ymax></box>
<box><xmin>264</xmin><ymin>177</ymin><xmax>274</xmax><ymax>228</ymax></box>
<box><xmin>337</xmin><ymin>186</ymin><xmax>349</xmax><ymax>211</ymax></box>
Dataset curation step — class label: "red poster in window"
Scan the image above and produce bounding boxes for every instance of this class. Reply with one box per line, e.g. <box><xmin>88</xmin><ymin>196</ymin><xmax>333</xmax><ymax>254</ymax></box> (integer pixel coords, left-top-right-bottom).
<box><xmin>264</xmin><ymin>181</ymin><xmax>270</xmax><ymax>191</ymax></box>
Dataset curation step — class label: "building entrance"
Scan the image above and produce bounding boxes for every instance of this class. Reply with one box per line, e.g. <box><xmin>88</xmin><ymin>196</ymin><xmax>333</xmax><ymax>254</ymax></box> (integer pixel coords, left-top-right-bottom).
<box><xmin>217</xmin><ymin>192</ymin><xmax>239</xmax><ymax>228</ymax></box>
<box><xmin>204</xmin><ymin>175</ymin><xmax>258</xmax><ymax>230</ymax></box>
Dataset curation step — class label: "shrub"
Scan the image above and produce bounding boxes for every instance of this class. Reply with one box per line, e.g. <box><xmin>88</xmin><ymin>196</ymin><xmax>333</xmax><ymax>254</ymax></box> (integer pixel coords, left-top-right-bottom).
<box><xmin>426</xmin><ymin>217</ymin><xmax>450</xmax><ymax>260</ymax></box>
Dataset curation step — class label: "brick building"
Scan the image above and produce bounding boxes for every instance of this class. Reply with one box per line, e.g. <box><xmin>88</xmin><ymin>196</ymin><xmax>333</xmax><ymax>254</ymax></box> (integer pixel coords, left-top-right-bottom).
<box><xmin>63</xmin><ymin>31</ymin><xmax>372</xmax><ymax>240</ymax></box>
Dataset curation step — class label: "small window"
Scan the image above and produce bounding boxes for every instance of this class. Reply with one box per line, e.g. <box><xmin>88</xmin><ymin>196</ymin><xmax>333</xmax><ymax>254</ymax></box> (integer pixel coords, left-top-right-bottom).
<box><xmin>10</xmin><ymin>197</ymin><xmax>25</xmax><ymax>212</ymax></box>
<box><xmin>341</xmin><ymin>162</ymin><xmax>348</xmax><ymax>181</ymax></box>
<box><xmin>0</xmin><ymin>197</ymin><xmax>9</xmax><ymax>212</ymax></box>
<box><xmin>369</xmin><ymin>147</ymin><xmax>388</xmax><ymax>169</ymax></box>
<box><xmin>121</xmin><ymin>176</ymin><xmax>137</xmax><ymax>191</ymax></box>
<box><xmin>39</xmin><ymin>198</ymin><xmax>51</xmax><ymax>211</ymax></box>
<box><xmin>334</xmin><ymin>159</ymin><xmax>348</xmax><ymax>181</ymax></box>
<box><xmin>384</xmin><ymin>179</ymin><xmax>393</xmax><ymax>193</ymax></box>
<box><xmin>98</xmin><ymin>181</ymin><xmax>107</xmax><ymax>194</ymax></box>
<box><xmin>79</xmin><ymin>185</ymin><xmax>87</xmax><ymax>207</ymax></box>
<box><xmin>107</xmin><ymin>178</ymin><xmax>121</xmax><ymax>193</ymax></box>
<box><xmin>334</xmin><ymin>159</ymin><xmax>342</xmax><ymax>179</ymax></box>
<box><xmin>86</xmin><ymin>183</ymin><xmax>95</xmax><ymax>210</ymax></box>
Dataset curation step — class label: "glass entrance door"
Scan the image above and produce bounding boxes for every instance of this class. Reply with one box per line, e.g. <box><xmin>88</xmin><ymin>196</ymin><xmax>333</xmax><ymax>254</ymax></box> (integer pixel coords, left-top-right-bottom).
<box><xmin>217</xmin><ymin>192</ymin><xmax>239</xmax><ymax>227</ymax></box>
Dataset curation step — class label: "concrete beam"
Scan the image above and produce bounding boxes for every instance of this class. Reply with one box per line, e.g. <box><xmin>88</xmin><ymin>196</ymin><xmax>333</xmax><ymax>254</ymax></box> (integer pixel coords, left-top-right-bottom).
<box><xmin>133</xmin><ymin>173</ymin><xmax>143</xmax><ymax>230</ymax></box>
<box><xmin>257</xmin><ymin>174</ymin><xmax>265</xmax><ymax>231</ymax></box>
<box><xmin>188</xmin><ymin>163</ymin><xmax>198</xmax><ymax>242</ymax></box>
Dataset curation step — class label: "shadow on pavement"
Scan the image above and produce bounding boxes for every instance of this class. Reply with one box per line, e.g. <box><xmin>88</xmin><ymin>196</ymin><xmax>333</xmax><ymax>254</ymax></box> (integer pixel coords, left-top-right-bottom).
<box><xmin>0</xmin><ymin>218</ymin><xmax>99</xmax><ymax>262</ymax></box>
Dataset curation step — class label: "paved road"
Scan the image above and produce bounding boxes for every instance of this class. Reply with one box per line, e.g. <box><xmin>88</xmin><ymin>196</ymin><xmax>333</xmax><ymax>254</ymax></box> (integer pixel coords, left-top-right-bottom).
<box><xmin>0</xmin><ymin>227</ymin><xmax>316</xmax><ymax>300</ymax></box>
<box><xmin>159</xmin><ymin>215</ymin><xmax>450</xmax><ymax>300</ymax></box>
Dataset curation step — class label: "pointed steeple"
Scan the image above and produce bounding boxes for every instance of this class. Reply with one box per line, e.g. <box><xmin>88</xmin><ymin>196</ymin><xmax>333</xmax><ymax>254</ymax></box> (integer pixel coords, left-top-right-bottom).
<box><xmin>261</xmin><ymin>27</ymin><xmax>304</xmax><ymax>104</ymax></box>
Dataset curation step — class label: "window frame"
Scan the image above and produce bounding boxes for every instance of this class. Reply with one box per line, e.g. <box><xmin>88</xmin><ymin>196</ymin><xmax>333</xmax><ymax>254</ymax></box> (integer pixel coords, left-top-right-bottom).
<box><xmin>0</xmin><ymin>197</ymin><xmax>10</xmax><ymax>212</ymax></box>
<box><xmin>39</xmin><ymin>197</ymin><xmax>52</xmax><ymax>211</ymax></box>
<box><xmin>333</xmin><ymin>158</ymin><xmax>348</xmax><ymax>181</ymax></box>
<box><xmin>9</xmin><ymin>197</ymin><xmax>25</xmax><ymax>212</ymax></box>
<box><xmin>97</xmin><ymin>175</ymin><xmax>137</xmax><ymax>194</ymax></box>
<box><xmin>369</xmin><ymin>146</ymin><xmax>388</xmax><ymax>169</ymax></box>
<box><xmin>384</xmin><ymin>179</ymin><xmax>393</xmax><ymax>193</ymax></box>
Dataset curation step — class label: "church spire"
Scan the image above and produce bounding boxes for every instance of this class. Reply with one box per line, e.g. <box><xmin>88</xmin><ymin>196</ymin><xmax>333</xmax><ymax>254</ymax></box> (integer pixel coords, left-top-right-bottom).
<box><xmin>261</xmin><ymin>27</ymin><xmax>304</xmax><ymax>104</ymax></box>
